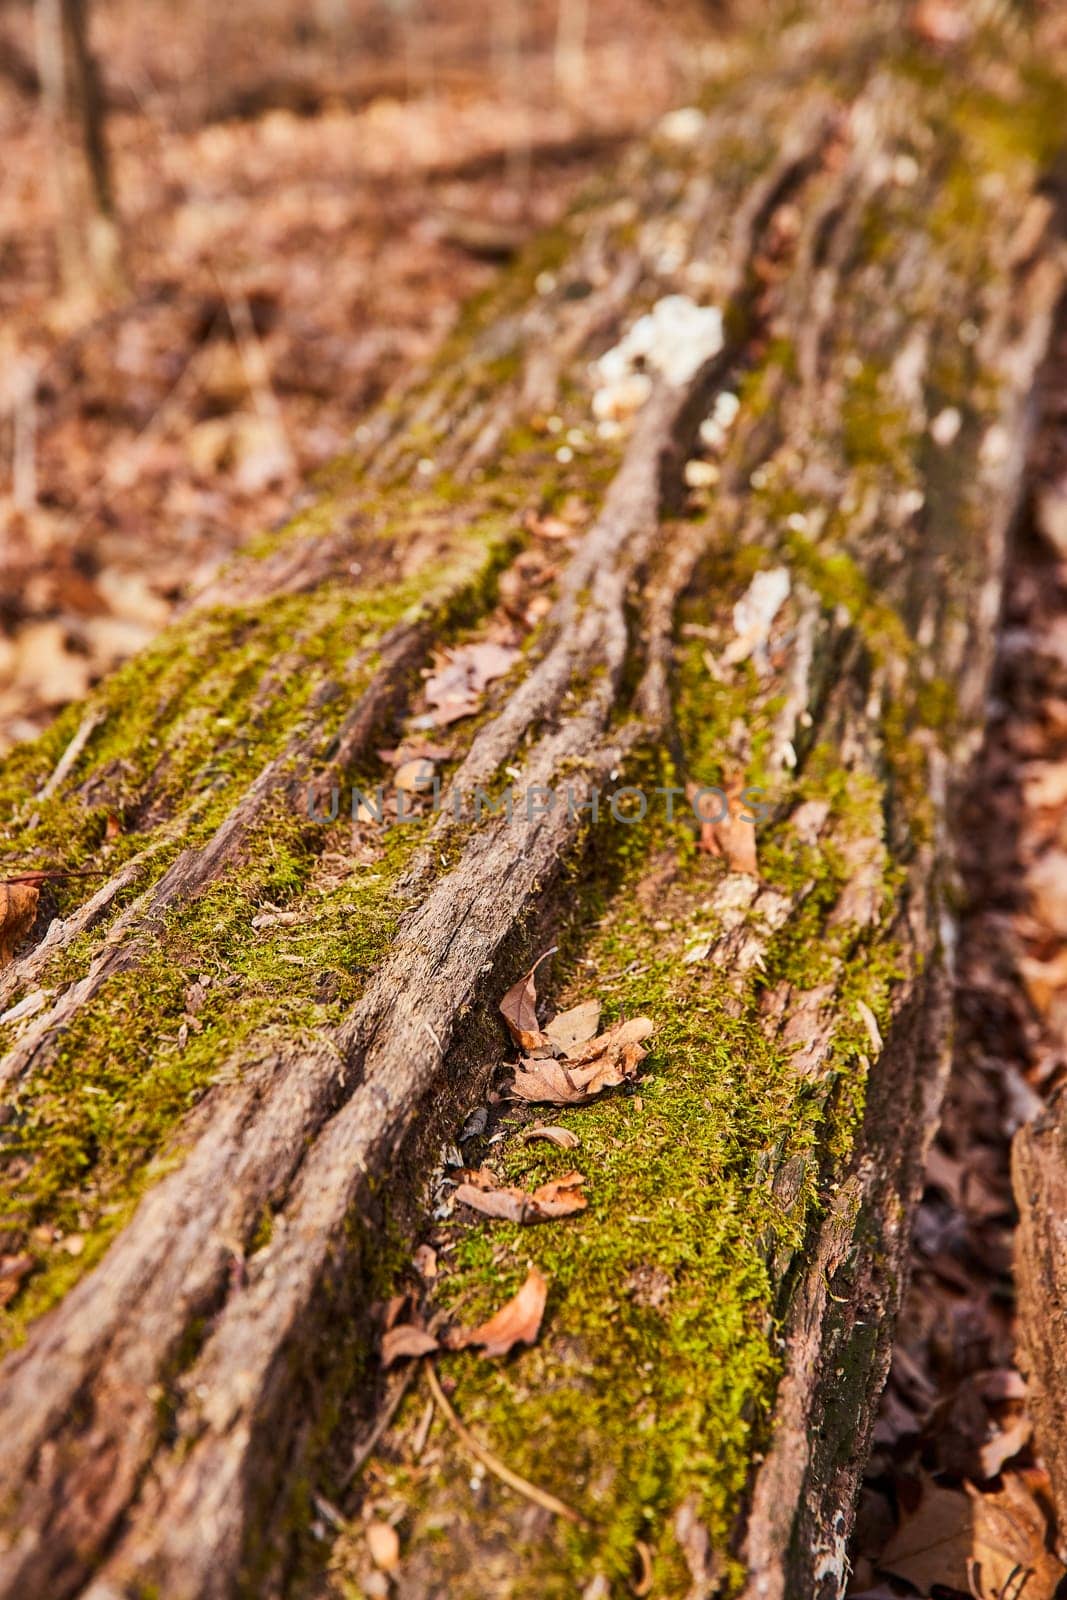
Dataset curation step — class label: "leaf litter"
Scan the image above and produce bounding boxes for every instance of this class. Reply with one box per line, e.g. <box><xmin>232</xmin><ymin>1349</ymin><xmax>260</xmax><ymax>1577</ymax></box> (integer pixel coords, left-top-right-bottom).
<box><xmin>383</xmin><ymin>1265</ymin><xmax>549</xmax><ymax>1366</ymax></box>
<box><xmin>453</xmin><ymin>1167</ymin><xmax>587</xmax><ymax>1224</ymax></box>
<box><xmin>500</xmin><ymin>948</ymin><xmax>654</xmax><ymax>1105</ymax></box>
<box><xmin>878</xmin><ymin>1473</ymin><xmax>1065</xmax><ymax>1599</ymax></box>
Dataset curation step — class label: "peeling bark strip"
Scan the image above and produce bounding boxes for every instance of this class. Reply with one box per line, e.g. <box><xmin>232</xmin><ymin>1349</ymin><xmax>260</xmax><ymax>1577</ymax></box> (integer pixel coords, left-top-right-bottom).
<box><xmin>1013</xmin><ymin>1110</ymin><xmax>1067</xmax><ymax>1536</ymax></box>
<box><xmin>0</xmin><ymin>9</ymin><xmax>1062</xmax><ymax>1600</ymax></box>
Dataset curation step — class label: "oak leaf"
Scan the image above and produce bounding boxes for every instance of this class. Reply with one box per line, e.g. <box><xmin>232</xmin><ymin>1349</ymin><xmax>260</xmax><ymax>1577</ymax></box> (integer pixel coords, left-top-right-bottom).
<box><xmin>424</xmin><ymin>641</ymin><xmax>519</xmax><ymax>726</ymax></box>
<box><xmin>543</xmin><ymin>999</ymin><xmax>601</xmax><ymax>1056</ymax></box>
<box><xmin>880</xmin><ymin>1472</ymin><xmax>1066</xmax><ymax>1599</ymax></box>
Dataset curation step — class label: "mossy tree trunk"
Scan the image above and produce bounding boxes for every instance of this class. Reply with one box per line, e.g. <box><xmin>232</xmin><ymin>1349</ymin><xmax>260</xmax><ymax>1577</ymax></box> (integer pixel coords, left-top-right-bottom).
<box><xmin>0</xmin><ymin>7</ymin><xmax>1063</xmax><ymax>1598</ymax></box>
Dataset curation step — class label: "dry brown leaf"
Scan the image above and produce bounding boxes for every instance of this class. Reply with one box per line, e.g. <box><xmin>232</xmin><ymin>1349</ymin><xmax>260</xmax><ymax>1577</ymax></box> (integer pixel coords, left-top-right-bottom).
<box><xmin>532</xmin><ymin>1173</ymin><xmax>588</xmax><ymax>1217</ymax></box>
<box><xmin>521</xmin><ymin>1125</ymin><xmax>580</xmax><ymax>1150</ymax></box>
<box><xmin>394</xmin><ymin>757</ymin><xmax>436</xmax><ymax>794</ymax></box>
<box><xmin>511</xmin><ymin>1058</ymin><xmax>594</xmax><ymax>1105</ymax></box>
<box><xmin>564</xmin><ymin>1015</ymin><xmax>654</xmax><ymax>1066</ymax></box>
<box><xmin>880</xmin><ymin>1473</ymin><xmax>1066</xmax><ymax>1598</ymax></box>
<box><xmin>454</xmin><ymin>1167</ymin><xmax>586</xmax><ymax>1224</ymax></box>
<box><xmin>381</xmin><ymin>1324</ymin><xmax>439</xmax><ymax>1367</ymax></box>
<box><xmin>979</xmin><ymin>1417</ymin><xmax>1033</xmax><ymax>1480</ymax></box>
<box><xmin>909</xmin><ymin>0</ymin><xmax>972</xmax><ymax>46</ymax></box>
<box><xmin>633</xmin><ymin>1540</ymin><xmax>654</xmax><ymax>1597</ymax></box>
<box><xmin>449</xmin><ymin>1265</ymin><xmax>548</xmax><ymax>1357</ymax></box>
<box><xmin>378</xmin><ymin>741</ymin><xmax>453</xmax><ymax>766</ymax></box>
<box><xmin>413</xmin><ymin>1243</ymin><xmax>438</xmax><ymax>1280</ymax></box>
<box><xmin>424</xmin><ymin>640</ymin><xmax>519</xmax><ymax>726</ymax></box>
<box><xmin>512</xmin><ymin>1039</ymin><xmax>649</xmax><ymax>1105</ymax></box>
<box><xmin>366</xmin><ymin>1519</ymin><xmax>400</xmax><ymax>1572</ymax></box>
<box><xmin>0</xmin><ymin>1254</ymin><xmax>34</xmax><ymax>1309</ymax></box>
<box><xmin>0</xmin><ymin>882</ymin><xmax>39</xmax><ymax>967</ymax></box>
<box><xmin>512</xmin><ymin>1018</ymin><xmax>653</xmax><ymax>1105</ymax></box>
<box><xmin>523</xmin><ymin>508</ymin><xmax>575</xmax><ymax>541</ymax></box>
<box><xmin>689</xmin><ymin>774</ymin><xmax>758</xmax><ymax>875</ymax></box>
<box><xmin>499</xmin><ymin>948</ymin><xmax>556</xmax><ymax>1052</ymax></box>
<box><xmin>974</xmin><ymin>1370</ymin><xmax>1028</xmax><ymax>1404</ymax></box>
<box><xmin>544</xmin><ymin>999</ymin><xmax>601</xmax><ymax>1057</ymax></box>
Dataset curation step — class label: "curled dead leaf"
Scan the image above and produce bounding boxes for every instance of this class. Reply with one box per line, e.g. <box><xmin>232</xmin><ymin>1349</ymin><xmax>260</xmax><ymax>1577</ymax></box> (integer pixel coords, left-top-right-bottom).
<box><xmin>454</xmin><ymin>1167</ymin><xmax>587</xmax><ymax>1224</ymax></box>
<box><xmin>0</xmin><ymin>882</ymin><xmax>39</xmax><ymax>967</ymax></box>
<box><xmin>448</xmin><ymin>1265</ymin><xmax>548</xmax><ymax>1357</ymax></box>
<box><xmin>521</xmin><ymin>1124</ymin><xmax>580</xmax><ymax>1150</ymax></box>
<box><xmin>689</xmin><ymin>774</ymin><xmax>758</xmax><ymax>875</ymax></box>
<box><xmin>564</xmin><ymin>1015</ymin><xmax>653</xmax><ymax>1066</ymax></box>
<box><xmin>381</xmin><ymin>1324</ymin><xmax>439</xmax><ymax>1368</ymax></box>
<box><xmin>512</xmin><ymin>1019</ymin><xmax>653</xmax><ymax>1106</ymax></box>
<box><xmin>544</xmin><ymin>998</ymin><xmax>601</xmax><ymax>1056</ymax></box>
<box><xmin>633</xmin><ymin>1539</ymin><xmax>654</xmax><ymax>1597</ymax></box>
<box><xmin>499</xmin><ymin>947</ymin><xmax>557</xmax><ymax>1052</ymax></box>
<box><xmin>979</xmin><ymin>1417</ymin><xmax>1032</xmax><ymax>1480</ymax></box>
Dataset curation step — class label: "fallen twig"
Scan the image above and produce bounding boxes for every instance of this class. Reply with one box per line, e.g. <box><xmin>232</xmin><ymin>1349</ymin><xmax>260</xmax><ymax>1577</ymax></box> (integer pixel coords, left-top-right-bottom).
<box><xmin>34</xmin><ymin>707</ymin><xmax>105</xmax><ymax>801</ymax></box>
<box><xmin>424</xmin><ymin>1360</ymin><xmax>588</xmax><ymax>1527</ymax></box>
<box><xmin>341</xmin><ymin>1361</ymin><xmax>419</xmax><ymax>1489</ymax></box>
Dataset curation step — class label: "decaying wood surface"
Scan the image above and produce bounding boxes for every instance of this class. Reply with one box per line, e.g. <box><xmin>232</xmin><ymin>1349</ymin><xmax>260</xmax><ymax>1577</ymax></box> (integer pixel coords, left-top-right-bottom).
<box><xmin>1013</xmin><ymin>1102</ymin><xmax>1067</xmax><ymax>1538</ymax></box>
<box><xmin>0</xmin><ymin>4</ymin><xmax>1062</xmax><ymax>1596</ymax></box>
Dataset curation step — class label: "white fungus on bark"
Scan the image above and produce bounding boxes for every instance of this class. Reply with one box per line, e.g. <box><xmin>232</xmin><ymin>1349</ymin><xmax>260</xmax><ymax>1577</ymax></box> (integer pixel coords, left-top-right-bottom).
<box><xmin>591</xmin><ymin>294</ymin><xmax>725</xmax><ymax>422</ymax></box>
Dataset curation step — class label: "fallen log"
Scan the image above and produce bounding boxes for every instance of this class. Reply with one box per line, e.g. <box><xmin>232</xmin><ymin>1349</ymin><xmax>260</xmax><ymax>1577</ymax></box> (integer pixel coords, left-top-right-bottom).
<box><xmin>0</xmin><ymin>6</ymin><xmax>1062</xmax><ymax>1598</ymax></box>
<box><xmin>1012</xmin><ymin>1096</ymin><xmax>1067</xmax><ymax>1557</ymax></box>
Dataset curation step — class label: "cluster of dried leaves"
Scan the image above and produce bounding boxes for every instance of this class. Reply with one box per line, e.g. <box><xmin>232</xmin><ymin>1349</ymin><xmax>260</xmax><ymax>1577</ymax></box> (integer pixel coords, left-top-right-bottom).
<box><xmin>500</xmin><ymin>952</ymin><xmax>654</xmax><ymax>1105</ymax></box>
<box><xmin>383</xmin><ymin>950</ymin><xmax>653</xmax><ymax>1374</ymax></box>
<box><xmin>0</xmin><ymin>881</ymin><xmax>39</xmax><ymax>968</ymax></box>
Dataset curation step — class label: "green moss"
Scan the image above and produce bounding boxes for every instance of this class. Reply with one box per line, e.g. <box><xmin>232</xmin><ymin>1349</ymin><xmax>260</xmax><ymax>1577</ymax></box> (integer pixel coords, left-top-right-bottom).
<box><xmin>840</xmin><ymin>361</ymin><xmax>914</xmax><ymax>478</ymax></box>
<box><xmin>357</xmin><ymin>572</ymin><xmax>907</xmax><ymax>1596</ymax></box>
<box><xmin>0</xmin><ymin>791</ymin><xmax>422</xmax><ymax>1350</ymax></box>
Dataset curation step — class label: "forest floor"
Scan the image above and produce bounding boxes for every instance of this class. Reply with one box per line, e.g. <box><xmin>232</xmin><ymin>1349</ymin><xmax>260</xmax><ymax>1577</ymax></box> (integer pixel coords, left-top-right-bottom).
<box><xmin>3</xmin><ymin>0</ymin><xmax>1067</xmax><ymax>1593</ymax></box>
<box><xmin>0</xmin><ymin>0</ymin><xmax>704</xmax><ymax>750</ymax></box>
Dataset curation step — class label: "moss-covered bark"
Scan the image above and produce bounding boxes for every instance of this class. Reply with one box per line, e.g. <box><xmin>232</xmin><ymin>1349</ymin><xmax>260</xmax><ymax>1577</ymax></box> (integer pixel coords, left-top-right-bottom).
<box><xmin>0</xmin><ymin>5</ymin><xmax>1062</xmax><ymax>1598</ymax></box>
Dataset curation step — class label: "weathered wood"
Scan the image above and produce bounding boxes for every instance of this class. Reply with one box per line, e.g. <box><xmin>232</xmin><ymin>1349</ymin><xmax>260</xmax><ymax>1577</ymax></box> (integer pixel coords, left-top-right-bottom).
<box><xmin>1013</xmin><ymin>1107</ymin><xmax>1067</xmax><ymax>1538</ymax></box>
<box><xmin>0</xmin><ymin>6</ymin><xmax>1061</xmax><ymax>1597</ymax></box>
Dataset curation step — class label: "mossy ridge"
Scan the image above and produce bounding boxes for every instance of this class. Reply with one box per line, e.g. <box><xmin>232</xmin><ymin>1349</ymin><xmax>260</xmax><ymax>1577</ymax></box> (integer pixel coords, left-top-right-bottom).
<box><xmin>313</xmin><ymin>530</ymin><xmax>908</xmax><ymax>1600</ymax></box>
<box><xmin>0</xmin><ymin>424</ymin><xmax>630</xmax><ymax>1347</ymax></box>
<box><xmin>0</xmin><ymin>794</ymin><xmax>429</xmax><ymax>1352</ymax></box>
<box><xmin>343</xmin><ymin>784</ymin><xmax>901</xmax><ymax>1599</ymax></box>
<box><xmin>0</xmin><ymin>537</ymin><xmax>542</xmax><ymax>1346</ymax></box>
<box><xmin>0</xmin><ymin>498</ymin><xmax>524</xmax><ymax>889</ymax></box>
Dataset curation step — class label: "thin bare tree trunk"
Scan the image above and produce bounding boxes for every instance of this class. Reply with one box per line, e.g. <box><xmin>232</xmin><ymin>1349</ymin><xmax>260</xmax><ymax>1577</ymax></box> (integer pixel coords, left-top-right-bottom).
<box><xmin>34</xmin><ymin>0</ymin><xmax>121</xmax><ymax>295</ymax></box>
